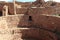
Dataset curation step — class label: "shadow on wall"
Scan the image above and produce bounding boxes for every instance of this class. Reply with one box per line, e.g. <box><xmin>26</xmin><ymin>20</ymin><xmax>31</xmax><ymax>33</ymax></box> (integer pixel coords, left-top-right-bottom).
<box><xmin>21</xmin><ymin>28</ymin><xmax>40</xmax><ymax>40</ymax></box>
<box><xmin>13</xmin><ymin>27</ymin><xmax>58</xmax><ymax>40</ymax></box>
<box><xmin>0</xmin><ymin>11</ymin><xmax>3</xmax><ymax>16</ymax></box>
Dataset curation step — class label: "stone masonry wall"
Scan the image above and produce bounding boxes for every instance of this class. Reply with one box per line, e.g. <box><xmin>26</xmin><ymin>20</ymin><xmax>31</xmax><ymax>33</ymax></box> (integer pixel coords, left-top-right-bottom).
<box><xmin>6</xmin><ymin>14</ymin><xmax>30</xmax><ymax>28</ymax></box>
<box><xmin>0</xmin><ymin>14</ymin><xmax>59</xmax><ymax>40</ymax></box>
<box><xmin>0</xmin><ymin>15</ymin><xmax>37</xmax><ymax>40</ymax></box>
<box><xmin>31</xmin><ymin>14</ymin><xmax>60</xmax><ymax>33</ymax></box>
<box><xmin>28</xmin><ymin>7</ymin><xmax>56</xmax><ymax>15</ymax></box>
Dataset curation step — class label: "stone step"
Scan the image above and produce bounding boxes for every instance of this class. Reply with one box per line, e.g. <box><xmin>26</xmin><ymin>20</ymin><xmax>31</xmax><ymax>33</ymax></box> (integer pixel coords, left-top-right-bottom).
<box><xmin>13</xmin><ymin>38</ymin><xmax>37</xmax><ymax>40</ymax></box>
<box><xmin>22</xmin><ymin>37</ymin><xmax>38</xmax><ymax>40</ymax></box>
<box><xmin>23</xmin><ymin>39</ymin><xmax>36</xmax><ymax>40</ymax></box>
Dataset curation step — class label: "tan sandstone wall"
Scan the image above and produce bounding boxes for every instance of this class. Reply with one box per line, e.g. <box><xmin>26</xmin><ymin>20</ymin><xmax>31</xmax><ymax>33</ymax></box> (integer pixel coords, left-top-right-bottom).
<box><xmin>6</xmin><ymin>14</ymin><xmax>30</xmax><ymax>28</ymax></box>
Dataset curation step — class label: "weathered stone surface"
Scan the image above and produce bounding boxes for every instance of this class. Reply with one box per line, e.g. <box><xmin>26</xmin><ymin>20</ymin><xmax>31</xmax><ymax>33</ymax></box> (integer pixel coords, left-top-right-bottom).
<box><xmin>0</xmin><ymin>0</ymin><xmax>60</xmax><ymax>40</ymax></box>
<box><xmin>0</xmin><ymin>14</ymin><xmax>60</xmax><ymax>40</ymax></box>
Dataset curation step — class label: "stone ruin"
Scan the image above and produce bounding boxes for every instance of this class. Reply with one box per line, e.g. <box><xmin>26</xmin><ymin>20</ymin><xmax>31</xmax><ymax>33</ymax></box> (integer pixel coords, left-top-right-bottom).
<box><xmin>0</xmin><ymin>0</ymin><xmax>60</xmax><ymax>40</ymax></box>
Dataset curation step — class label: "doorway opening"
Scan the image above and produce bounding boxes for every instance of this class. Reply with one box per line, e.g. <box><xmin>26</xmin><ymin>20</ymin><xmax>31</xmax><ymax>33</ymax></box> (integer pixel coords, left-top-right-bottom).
<box><xmin>0</xmin><ymin>11</ymin><xmax>2</xmax><ymax>16</ymax></box>
<box><xmin>29</xmin><ymin>16</ymin><xmax>32</xmax><ymax>21</ymax></box>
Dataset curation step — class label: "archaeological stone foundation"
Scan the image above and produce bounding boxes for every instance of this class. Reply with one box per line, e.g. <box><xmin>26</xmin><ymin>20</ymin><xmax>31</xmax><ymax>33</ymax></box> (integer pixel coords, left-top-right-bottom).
<box><xmin>0</xmin><ymin>0</ymin><xmax>60</xmax><ymax>40</ymax></box>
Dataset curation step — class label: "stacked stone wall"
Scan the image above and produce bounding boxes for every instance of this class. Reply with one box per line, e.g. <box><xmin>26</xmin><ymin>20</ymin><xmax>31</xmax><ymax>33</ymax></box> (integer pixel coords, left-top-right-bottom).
<box><xmin>0</xmin><ymin>14</ymin><xmax>60</xmax><ymax>40</ymax></box>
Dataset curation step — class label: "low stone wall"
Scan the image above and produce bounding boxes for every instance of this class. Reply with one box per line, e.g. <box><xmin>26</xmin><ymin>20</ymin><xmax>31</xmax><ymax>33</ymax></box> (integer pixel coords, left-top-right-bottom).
<box><xmin>5</xmin><ymin>14</ymin><xmax>29</xmax><ymax>28</ymax></box>
<box><xmin>28</xmin><ymin>7</ymin><xmax>56</xmax><ymax>15</ymax></box>
<box><xmin>0</xmin><ymin>14</ymin><xmax>30</xmax><ymax>29</ymax></box>
<box><xmin>0</xmin><ymin>17</ymin><xmax>7</xmax><ymax>29</ymax></box>
<box><xmin>0</xmin><ymin>14</ymin><xmax>59</xmax><ymax>40</ymax></box>
<box><xmin>6</xmin><ymin>15</ymin><xmax>22</xmax><ymax>28</ymax></box>
<box><xmin>32</xmin><ymin>14</ymin><xmax>60</xmax><ymax>32</ymax></box>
